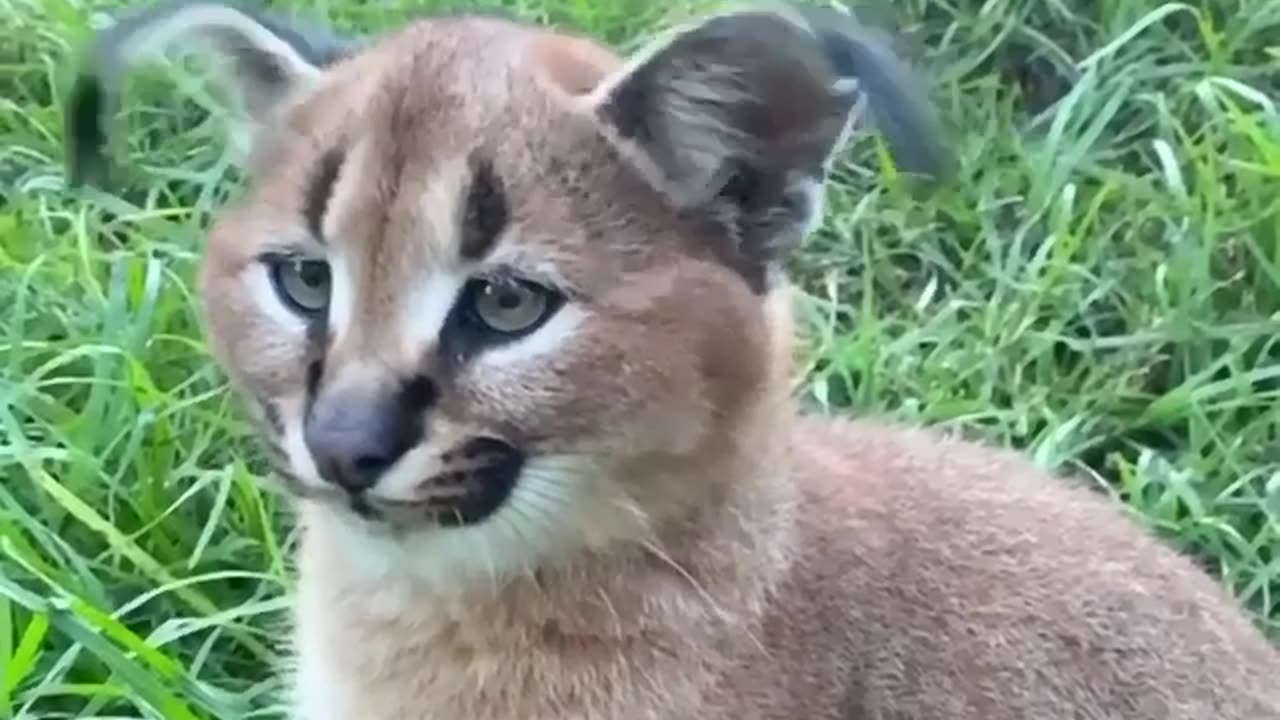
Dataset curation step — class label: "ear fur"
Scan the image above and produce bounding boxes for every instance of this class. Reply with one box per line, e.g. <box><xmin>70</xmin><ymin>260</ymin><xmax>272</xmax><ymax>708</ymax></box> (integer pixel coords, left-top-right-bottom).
<box><xmin>593</xmin><ymin>2</ymin><xmax>948</xmax><ymax>266</ymax></box>
<box><xmin>64</xmin><ymin>0</ymin><xmax>358</xmax><ymax>188</ymax></box>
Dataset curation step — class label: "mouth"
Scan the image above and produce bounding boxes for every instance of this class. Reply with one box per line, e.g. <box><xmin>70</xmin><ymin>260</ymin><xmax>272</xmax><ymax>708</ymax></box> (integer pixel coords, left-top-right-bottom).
<box><xmin>359</xmin><ymin>436</ymin><xmax>525</xmax><ymax>528</ymax></box>
<box><xmin>261</xmin><ymin>425</ymin><xmax>526</xmax><ymax>528</ymax></box>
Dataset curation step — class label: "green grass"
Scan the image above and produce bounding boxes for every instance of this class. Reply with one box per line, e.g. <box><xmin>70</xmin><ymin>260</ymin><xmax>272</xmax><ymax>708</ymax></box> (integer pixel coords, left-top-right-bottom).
<box><xmin>1</xmin><ymin>0</ymin><xmax>1278</xmax><ymax>717</ymax></box>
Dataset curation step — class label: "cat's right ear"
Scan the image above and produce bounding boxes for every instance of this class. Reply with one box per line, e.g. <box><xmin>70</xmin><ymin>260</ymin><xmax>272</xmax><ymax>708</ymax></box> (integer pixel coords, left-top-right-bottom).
<box><xmin>64</xmin><ymin>0</ymin><xmax>359</xmax><ymax>188</ymax></box>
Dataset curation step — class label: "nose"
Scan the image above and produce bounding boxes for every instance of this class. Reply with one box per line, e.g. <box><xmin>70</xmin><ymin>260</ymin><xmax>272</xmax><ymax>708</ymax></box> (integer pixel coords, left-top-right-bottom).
<box><xmin>303</xmin><ymin>382</ymin><xmax>426</xmax><ymax>493</ymax></box>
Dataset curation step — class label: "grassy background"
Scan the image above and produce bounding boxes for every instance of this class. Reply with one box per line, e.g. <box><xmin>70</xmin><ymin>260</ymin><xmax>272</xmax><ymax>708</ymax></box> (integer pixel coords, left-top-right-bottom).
<box><xmin>2</xmin><ymin>0</ymin><xmax>1278</xmax><ymax>717</ymax></box>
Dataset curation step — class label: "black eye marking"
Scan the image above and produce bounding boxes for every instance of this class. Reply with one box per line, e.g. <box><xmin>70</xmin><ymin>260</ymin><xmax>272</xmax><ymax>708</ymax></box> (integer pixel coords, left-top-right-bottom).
<box><xmin>303</xmin><ymin>357</ymin><xmax>324</xmax><ymax>418</ymax></box>
<box><xmin>304</xmin><ymin>146</ymin><xmax>345</xmax><ymax>241</ymax></box>
<box><xmin>459</xmin><ymin>154</ymin><xmax>509</xmax><ymax>261</ymax></box>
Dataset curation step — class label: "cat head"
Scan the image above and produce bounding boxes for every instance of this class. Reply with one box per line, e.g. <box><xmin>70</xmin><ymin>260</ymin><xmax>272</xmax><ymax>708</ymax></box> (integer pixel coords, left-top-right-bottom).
<box><xmin>65</xmin><ymin>0</ymin><xmax>946</xmax><ymax>585</ymax></box>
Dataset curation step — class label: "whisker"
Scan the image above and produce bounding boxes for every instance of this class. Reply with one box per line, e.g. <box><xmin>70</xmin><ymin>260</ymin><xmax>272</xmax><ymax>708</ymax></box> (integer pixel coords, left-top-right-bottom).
<box><xmin>478</xmin><ymin>517</ymin><xmax>499</xmax><ymax>597</ymax></box>
<box><xmin>639</xmin><ymin>538</ymin><xmax>724</xmax><ymax>617</ymax></box>
<box><xmin>608</xmin><ymin>494</ymin><xmax>652</xmax><ymax>529</ymax></box>
<box><xmin>515</xmin><ymin>473</ymin><xmax>576</xmax><ymax>508</ymax></box>
<box><xmin>500</xmin><ymin>502</ymin><xmax>547</xmax><ymax>585</ymax></box>
<box><xmin>640</xmin><ymin>536</ymin><xmax>769</xmax><ymax>656</ymax></box>
<box><xmin>596</xmin><ymin>585</ymin><xmax>625</xmax><ymax>638</ymax></box>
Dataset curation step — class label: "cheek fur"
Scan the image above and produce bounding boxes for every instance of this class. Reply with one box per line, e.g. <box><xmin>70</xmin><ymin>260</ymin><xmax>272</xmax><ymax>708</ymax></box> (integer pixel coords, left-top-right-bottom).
<box><xmin>454</xmin><ymin>308</ymin><xmax>714</xmax><ymax>457</ymax></box>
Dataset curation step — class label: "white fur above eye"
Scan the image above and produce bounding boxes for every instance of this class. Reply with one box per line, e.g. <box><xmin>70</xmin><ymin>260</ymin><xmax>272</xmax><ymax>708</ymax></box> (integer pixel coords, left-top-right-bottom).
<box><xmin>399</xmin><ymin>272</ymin><xmax>468</xmax><ymax>352</ymax></box>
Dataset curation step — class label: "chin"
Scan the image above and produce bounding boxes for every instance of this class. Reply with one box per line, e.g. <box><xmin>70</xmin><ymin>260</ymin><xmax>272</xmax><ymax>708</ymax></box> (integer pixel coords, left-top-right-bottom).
<box><xmin>292</xmin><ymin>451</ymin><xmax>634</xmax><ymax>589</ymax></box>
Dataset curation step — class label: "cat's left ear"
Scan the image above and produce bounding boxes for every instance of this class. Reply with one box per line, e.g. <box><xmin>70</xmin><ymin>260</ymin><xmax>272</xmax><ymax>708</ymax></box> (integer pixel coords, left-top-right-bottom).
<box><xmin>64</xmin><ymin>0</ymin><xmax>359</xmax><ymax>188</ymax></box>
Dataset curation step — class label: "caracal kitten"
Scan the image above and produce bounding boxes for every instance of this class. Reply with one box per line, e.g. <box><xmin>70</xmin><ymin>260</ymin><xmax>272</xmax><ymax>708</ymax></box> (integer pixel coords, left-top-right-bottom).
<box><xmin>65</xmin><ymin>1</ymin><xmax>1280</xmax><ymax>718</ymax></box>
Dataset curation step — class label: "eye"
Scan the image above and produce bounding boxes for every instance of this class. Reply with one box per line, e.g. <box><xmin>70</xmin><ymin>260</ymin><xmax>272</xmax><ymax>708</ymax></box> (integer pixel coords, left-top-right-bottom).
<box><xmin>463</xmin><ymin>277</ymin><xmax>561</xmax><ymax>336</ymax></box>
<box><xmin>266</xmin><ymin>256</ymin><xmax>331</xmax><ymax>316</ymax></box>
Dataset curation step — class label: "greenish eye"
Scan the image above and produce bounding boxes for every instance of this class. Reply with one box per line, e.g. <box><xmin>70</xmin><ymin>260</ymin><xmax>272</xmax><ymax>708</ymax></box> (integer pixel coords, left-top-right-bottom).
<box><xmin>267</xmin><ymin>257</ymin><xmax>331</xmax><ymax>315</ymax></box>
<box><xmin>465</xmin><ymin>277</ymin><xmax>560</xmax><ymax>335</ymax></box>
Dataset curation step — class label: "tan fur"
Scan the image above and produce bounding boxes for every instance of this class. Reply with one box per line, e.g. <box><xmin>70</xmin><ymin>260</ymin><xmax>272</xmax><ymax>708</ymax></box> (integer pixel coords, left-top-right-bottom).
<box><xmin>77</xmin><ymin>5</ymin><xmax>1280</xmax><ymax>719</ymax></box>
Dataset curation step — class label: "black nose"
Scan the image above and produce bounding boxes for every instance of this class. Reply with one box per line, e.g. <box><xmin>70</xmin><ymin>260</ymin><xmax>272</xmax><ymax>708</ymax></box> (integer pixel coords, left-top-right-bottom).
<box><xmin>303</xmin><ymin>383</ymin><xmax>425</xmax><ymax>493</ymax></box>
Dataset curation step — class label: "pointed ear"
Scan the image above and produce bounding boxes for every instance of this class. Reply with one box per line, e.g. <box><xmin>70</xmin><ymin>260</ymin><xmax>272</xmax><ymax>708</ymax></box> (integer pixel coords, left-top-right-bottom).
<box><xmin>64</xmin><ymin>0</ymin><xmax>359</xmax><ymax>188</ymax></box>
<box><xmin>592</xmin><ymin>3</ymin><xmax>948</xmax><ymax>263</ymax></box>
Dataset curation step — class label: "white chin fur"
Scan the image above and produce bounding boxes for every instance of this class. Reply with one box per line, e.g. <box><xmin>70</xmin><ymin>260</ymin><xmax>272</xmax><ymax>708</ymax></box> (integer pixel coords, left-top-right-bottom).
<box><xmin>309</xmin><ymin>453</ymin><xmax>639</xmax><ymax>595</ymax></box>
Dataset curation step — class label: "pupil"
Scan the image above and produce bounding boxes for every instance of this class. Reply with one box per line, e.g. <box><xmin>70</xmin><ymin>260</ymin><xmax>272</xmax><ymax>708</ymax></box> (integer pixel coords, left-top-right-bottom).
<box><xmin>299</xmin><ymin>262</ymin><xmax>325</xmax><ymax>287</ymax></box>
<box><xmin>497</xmin><ymin>290</ymin><xmax>522</xmax><ymax>310</ymax></box>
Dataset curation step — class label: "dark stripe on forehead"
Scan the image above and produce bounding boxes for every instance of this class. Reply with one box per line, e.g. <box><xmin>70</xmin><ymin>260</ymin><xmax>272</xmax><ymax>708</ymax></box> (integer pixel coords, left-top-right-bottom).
<box><xmin>303</xmin><ymin>146</ymin><xmax>345</xmax><ymax>240</ymax></box>
<box><xmin>459</xmin><ymin>154</ymin><xmax>509</xmax><ymax>261</ymax></box>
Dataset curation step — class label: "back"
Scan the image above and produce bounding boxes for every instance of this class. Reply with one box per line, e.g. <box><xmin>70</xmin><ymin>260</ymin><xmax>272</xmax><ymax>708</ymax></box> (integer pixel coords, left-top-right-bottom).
<box><xmin>726</xmin><ymin>415</ymin><xmax>1280</xmax><ymax>719</ymax></box>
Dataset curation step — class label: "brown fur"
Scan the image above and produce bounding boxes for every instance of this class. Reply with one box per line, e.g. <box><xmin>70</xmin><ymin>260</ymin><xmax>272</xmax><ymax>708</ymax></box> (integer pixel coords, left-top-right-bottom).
<box><xmin>68</xmin><ymin>4</ymin><xmax>1280</xmax><ymax>719</ymax></box>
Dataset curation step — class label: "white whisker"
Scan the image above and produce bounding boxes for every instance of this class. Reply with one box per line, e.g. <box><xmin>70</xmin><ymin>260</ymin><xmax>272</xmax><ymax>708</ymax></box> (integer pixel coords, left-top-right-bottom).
<box><xmin>478</xmin><ymin>517</ymin><xmax>499</xmax><ymax>597</ymax></box>
<box><xmin>608</xmin><ymin>494</ymin><xmax>652</xmax><ymax>529</ymax></box>
<box><xmin>638</xmin><ymin>535</ymin><xmax>767</xmax><ymax>656</ymax></box>
<box><xmin>502</xmin><ymin>500</ymin><xmax>550</xmax><ymax>583</ymax></box>
<box><xmin>596</xmin><ymin>585</ymin><xmax>624</xmax><ymax>638</ymax></box>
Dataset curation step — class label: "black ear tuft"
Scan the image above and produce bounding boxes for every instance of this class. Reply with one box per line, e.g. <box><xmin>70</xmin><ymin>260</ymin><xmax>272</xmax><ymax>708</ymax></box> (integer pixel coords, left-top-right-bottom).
<box><xmin>65</xmin><ymin>71</ymin><xmax>111</xmax><ymax>189</ymax></box>
<box><xmin>62</xmin><ymin>0</ymin><xmax>360</xmax><ymax>189</ymax></box>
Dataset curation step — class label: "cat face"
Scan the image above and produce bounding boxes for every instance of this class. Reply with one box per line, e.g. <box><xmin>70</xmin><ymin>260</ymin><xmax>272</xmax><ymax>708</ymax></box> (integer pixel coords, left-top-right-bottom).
<box><xmin>66</xmin><ymin>0</ymin><xmax>944</xmax><ymax>584</ymax></box>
